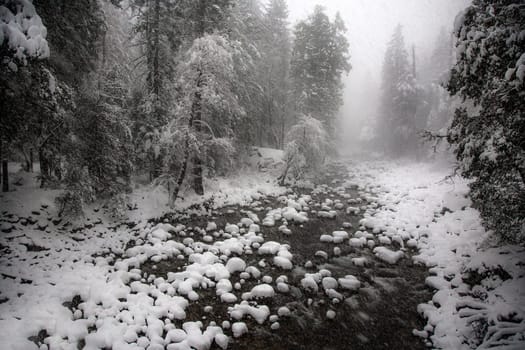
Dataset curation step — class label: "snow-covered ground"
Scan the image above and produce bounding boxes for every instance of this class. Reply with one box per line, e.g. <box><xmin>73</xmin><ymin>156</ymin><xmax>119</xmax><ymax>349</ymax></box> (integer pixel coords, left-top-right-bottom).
<box><xmin>349</xmin><ymin>160</ymin><xmax>525</xmax><ymax>349</ymax></box>
<box><xmin>0</xmin><ymin>154</ymin><xmax>287</xmax><ymax>350</ymax></box>
<box><xmin>1</xmin><ymin>158</ymin><xmax>523</xmax><ymax>349</ymax></box>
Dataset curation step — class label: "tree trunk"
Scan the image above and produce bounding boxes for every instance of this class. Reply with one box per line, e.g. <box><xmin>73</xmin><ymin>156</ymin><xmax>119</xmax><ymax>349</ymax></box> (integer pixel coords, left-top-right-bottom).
<box><xmin>172</xmin><ymin>140</ymin><xmax>190</xmax><ymax>205</ymax></box>
<box><xmin>1</xmin><ymin>138</ymin><xmax>7</xmax><ymax>192</ymax></box>
<box><xmin>39</xmin><ymin>148</ymin><xmax>49</xmax><ymax>188</ymax></box>
<box><xmin>152</xmin><ymin>0</ymin><xmax>161</xmax><ymax>97</ymax></box>
<box><xmin>173</xmin><ymin>71</ymin><xmax>204</xmax><ymax>203</ymax></box>
<box><xmin>191</xmin><ymin>79</ymin><xmax>204</xmax><ymax>196</ymax></box>
<box><xmin>2</xmin><ymin>160</ymin><xmax>8</xmax><ymax>192</ymax></box>
<box><xmin>192</xmin><ymin>3</ymin><xmax>206</xmax><ymax>196</ymax></box>
<box><xmin>29</xmin><ymin>148</ymin><xmax>34</xmax><ymax>172</ymax></box>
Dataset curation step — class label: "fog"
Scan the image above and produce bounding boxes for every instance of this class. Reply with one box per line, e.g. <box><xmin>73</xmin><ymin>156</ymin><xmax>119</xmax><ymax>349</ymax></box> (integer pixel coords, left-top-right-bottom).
<box><xmin>287</xmin><ymin>0</ymin><xmax>471</xmax><ymax>150</ymax></box>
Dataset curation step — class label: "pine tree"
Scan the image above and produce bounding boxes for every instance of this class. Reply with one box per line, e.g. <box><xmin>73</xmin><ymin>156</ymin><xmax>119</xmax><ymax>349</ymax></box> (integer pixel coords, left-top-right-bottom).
<box><xmin>260</xmin><ymin>0</ymin><xmax>292</xmax><ymax>148</ymax></box>
<box><xmin>228</xmin><ymin>0</ymin><xmax>266</xmax><ymax>149</ymax></box>
<box><xmin>379</xmin><ymin>24</ymin><xmax>418</xmax><ymax>156</ymax></box>
<box><xmin>0</xmin><ymin>0</ymin><xmax>50</xmax><ymax>192</ymax></box>
<box><xmin>290</xmin><ymin>6</ymin><xmax>350</xmax><ymax>137</ymax></box>
<box><xmin>129</xmin><ymin>0</ymin><xmax>182</xmax><ymax>180</ymax></box>
<box><xmin>165</xmin><ymin>34</ymin><xmax>243</xmax><ymax>204</ymax></box>
<box><xmin>447</xmin><ymin>0</ymin><xmax>525</xmax><ymax>243</ymax></box>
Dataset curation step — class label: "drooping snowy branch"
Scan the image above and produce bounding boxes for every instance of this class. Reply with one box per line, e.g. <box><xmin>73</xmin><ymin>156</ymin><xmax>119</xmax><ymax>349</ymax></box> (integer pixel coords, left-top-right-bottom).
<box><xmin>0</xmin><ymin>0</ymin><xmax>49</xmax><ymax>71</ymax></box>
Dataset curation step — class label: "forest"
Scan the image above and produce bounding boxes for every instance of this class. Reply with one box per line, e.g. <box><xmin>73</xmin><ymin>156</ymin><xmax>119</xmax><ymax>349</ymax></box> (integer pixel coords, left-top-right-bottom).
<box><xmin>0</xmin><ymin>0</ymin><xmax>524</xmax><ymax>349</ymax></box>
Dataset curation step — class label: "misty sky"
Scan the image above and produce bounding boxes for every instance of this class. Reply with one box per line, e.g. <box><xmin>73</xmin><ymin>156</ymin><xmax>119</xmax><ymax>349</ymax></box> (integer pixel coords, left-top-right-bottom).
<box><xmin>285</xmin><ymin>0</ymin><xmax>471</xmax><ymax>142</ymax></box>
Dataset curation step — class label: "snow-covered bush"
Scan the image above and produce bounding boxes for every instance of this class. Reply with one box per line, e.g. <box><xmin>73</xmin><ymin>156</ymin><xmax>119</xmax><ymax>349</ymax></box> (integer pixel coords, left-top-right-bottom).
<box><xmin>447</xmin><ymin>0</ymin><xmax>525</xmax><ymax>243</ymax></box>
<box><xmin>279</xmin><ymin>115</ymin><xmax>329</xmax><ymax>184</ymax></box>
<box><xmin>0</xmin><ymin>0</ymin><xmax>49</xmax><ymax>70</ymax></box>
<box><xmin>55</xmin><ymin>190</ymin><xmax>83</xmax><ymax>219</ymax></box>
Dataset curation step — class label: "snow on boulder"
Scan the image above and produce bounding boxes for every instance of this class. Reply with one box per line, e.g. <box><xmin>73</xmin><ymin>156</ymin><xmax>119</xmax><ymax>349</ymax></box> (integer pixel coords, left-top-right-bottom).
<box><xmin>314</xmin><ymin>250</ymin><xmax>328</xmax><ymax>260</ymax></box>
<box><xmin>407</xmin><ymin>239</ymin><xmax>418</xmax><ymax>248</ymax></box>
<box><xmin>320</xmin><ymin>235</ymin><xmax>333</xmax><ymax>243</ymax></box>
<box><xmin>248</xmin><ymin>284</ymin><xmax>275</xmax><ymax>299</ymax></box>
<box><xmin>425</xmin><ymin>276</ymin><xmax>451</xmax><ymax>290</ymax></box>
<box><xmin>322</xmin><ymin>277</ymin><xmax>338</xmax><ymax>290</ymax></box>
<box><xmin>332</xmin><ymin>231</ymin><xmax>349</xmax><ymax>239</ymax></box>
<box><xmin>282</xmin><ymin>207</ymin><xmax>308</xmax><ymax>223</ymax></box>
<box><xmin>165</xmin><ymin>329</ymin><xmax>187</xmax><ymax>343</ymax></box>
<box><xmin>349</xmin><ymin>237</ymin><xmax>366</xmax><ymax>248</ymax></box>
<box><xmin>182</xmin><ymin>322</ymin><xmax>212</xmax><ymax>350</ymax></box>
<box><xmin>225</xmin><ymin>224</ymin><xmax>240</xmax><ymax>234</ymax></box>
<box><xmin>332</xmin><ymin>231</ymin><xmax>348</xmax><ymax>243</ymax></box>
<box><xmin>206</xmin><ymin>222</ymin><xmax>217</xmax><ymax>231</ymax></box>
<box><xmin>379</xmin><ymin>236</ymin><xmax>391</xmax><ymax>245</ymax></box>
<box><xmin>240</xmin><ymin>218</ymin><xmax>254</xmax><ymax>227</ymax></box>
<box><xmin>258</xmin><ymin>241</ymin><xmax>282</xmax><ymax>255</ymax></box>
<box><xmin>326</xmin><ymin>288</ymin><xmax>343</xmax><ymax>301</ymax></box>
<box><xmin>215</xmin><ymin>238</ymin><xmax>244</xmax><ymax>256</ymax></box>
<box><xmin>276</xmin><ymin>282</ymin><xmax>289</xmax><ymax>293</ymax></box>
<box><xmin>226</xmin><ymin>257</ymin><xmax>246</xmax><ymax>273</ymax></box>
<box><xmin>230</xmin><ymin>303</ymin><xmax>270</xmax><ymax>324</ymax></box>
<box><xmin>220</xmin><ymin>293</ymin><xmax>238</xmax><ymax>303</ymax></box>
<box><xmin>248</xmin><ymin>224</ymin><xmax>260</xmax><ymax>233</ymax></box>
<box><xmin>245</xmin><ymin>266</ymin><xmax>261</xmax><ymax>279</ymax></box>
<box><xmin>232</xmin><ymin>322</ymin><xmax>248</xmax><ymax>338</ymax></box>
<box><xmin>189</xmin><ymin>252</ymin><xmax>219</xmax><ymax>265</ymax></box>
<box><xmin>278</xmin><ymin>225</ymin><xmax>292</xmax><ymax>235</ymax></box>
<box><xmin>151</xmin><ymin>228</ymin><xmax>171</xmax><ymax>241</ymax></box>
<box><xmin>351</xmin><ymin>257</ymin><xmax>369</xmax><ymax>267</ymax></box>
<box><xmin>278</xmin><ymin>306</ymin><xmax>291</xmax><ymax>317</ymax></box>
<box><xmin>347</xmin><ymin>207</ymin><xmax>360</xmax><ymax>214</ymax></box>
<box><xmin>338</xmin><ymin>275</ymin><xmax>360</xmax><ymax>290</ymax></box>
<box><xmin>301</xmin><ymin>276</ymin><xmax>319</xmax><ymax>293</ymax></box>
<box><xmin>318</xmin><ymin>210</ymin><xmax>337</xmax><ymax>219</ymax></box>
<box><xmin>277</xmin><ymin>249</ymin><xmax>293</xmax><ymax>260</ymax></box>
<box><xmin>216</xmin><ymin>279</ymin><xmax>233</xmax><ymax>295</ymax></box>
<box><xmin>373</xmin><ymin>247</ymin><xmax>404</xmax><ymax>264</ymax></box>
<box><xmin>273</xmin><ymin>256</ymin><xmax>293</xmax><ymax>270</ymax></box>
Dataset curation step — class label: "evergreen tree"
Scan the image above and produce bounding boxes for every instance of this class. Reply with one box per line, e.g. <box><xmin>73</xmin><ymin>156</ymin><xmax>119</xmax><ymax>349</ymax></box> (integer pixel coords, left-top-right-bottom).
<box><xmin>260</xmin><ymin>0</ymin><xmax>292</xmax><ymax>148</ymax></box>
<box><xmin>422</xmin><ymin>28</ymin><xmax>455</xmax><ymax>134</ymax></box>
<box><xmin>379</xmin><ymin>24</ymin><xmax>418</xmax><ymax>156</ymax></box>
<box><xmin>129</xmin><ymin>0</ymin><xmax>182</xmax><ymax>180</ymax></box>
<box><xmin>447</xmin><ymin>0</ymin><xmax>525</xmax><ymax>242</ymax></box>
<box><xmin>0</xmin><ymin>0</ymin><xmax>50</xmax><ymax>192</ymax></box>
<box><xmin>290</xmin><ymin>6</ymin><xmax>350</xmax><ymax>137</ymax></box>
<box><xmin>228</xmin><ymin>0</ymin><xmax>266</xmax><ymax>150</ymax></box>
<box><xmin>164</xmin><ymin>34</ymin><xmax>243</xmax><ymax>204</ymax></box>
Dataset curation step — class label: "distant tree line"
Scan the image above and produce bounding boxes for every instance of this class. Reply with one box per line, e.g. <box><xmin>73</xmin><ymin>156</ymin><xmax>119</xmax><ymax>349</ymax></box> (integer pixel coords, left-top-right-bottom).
<box><xmin>0</xmin><ymin>0</ymin><xmax>349</xmax><ymax>214</ymax></box>
<box><xmin>375</xmin><ymin>0</ymin><xmax>524</xmax><ymax>243</ymax></box>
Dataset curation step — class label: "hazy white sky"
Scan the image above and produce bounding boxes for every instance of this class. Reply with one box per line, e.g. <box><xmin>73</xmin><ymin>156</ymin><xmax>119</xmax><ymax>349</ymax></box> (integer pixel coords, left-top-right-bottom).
<box><xmin>284</xmin><ymin>0</ymin><xmax>471</xmax><ymax>140</ymax></box>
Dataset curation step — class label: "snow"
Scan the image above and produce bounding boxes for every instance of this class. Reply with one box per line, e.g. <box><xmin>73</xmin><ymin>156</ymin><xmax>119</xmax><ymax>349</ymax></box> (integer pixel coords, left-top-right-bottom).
<box><xmin>301</xmin><ymin>276</ymin><xmax>319</xmax><ymax>293</ymax></box>
<box><xmin>322</xmin><ymin>277</ymin><xmax>338</xmax><ymax>290</ymax></box>
<box><xmin>225</xmin><ymin>257</ymin><xmax>246</xmax><ymax>273</ymax></box>
<box><xmin>350</xmin><ymin>160</ymin><xmax>525</xmax><ymax>349</ymax></box>
<box><xmin>220</xmin><ymin>293</ymin><xmax>237</xmax><ymax>303</ymax></box>
<box><xmin>247</xmin><ymin>284</ymin><xmax>275</xmax><ymax>299</ymax></box>
<box><xmin>273</xmin><ymin>256</ymin><xmax>293</xmax><ymax>270</ymax></box>
<box><xmin>231</xmin><ymin>322</ymin><xmax>248</xmax><ymax>338</ymax></box>
<box><xmin>258</xmin><ymin>241</ymin><xmax>284</xmax><ymax>255</ymax></box>
<box><xmin>0</xmin><ymin>162</ymin><xmax>288</xmax><ymax>350</ymax></box>
<box><xmin>0</xmin><ymin>0</ymin><xmax>50</xmax><ymax>68</ymax></box>
<box><xmin>373</xmin><ymin>246</ymin><xmax>404</xmax><ymax>264</ymax></box>
<box><xmin>2</xmin><ymin>159</ymin><xmax>523</xmax><ymax>349</ymax></box>
<box><xmin>338</xmin><ymin>275</ymin><xmax>361</xmax><ymax>290</ymax></box>
<box><xmin>229</xmin><ymin>303</ymin><xmax>270</xmax><ymax>324</ymax></box>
